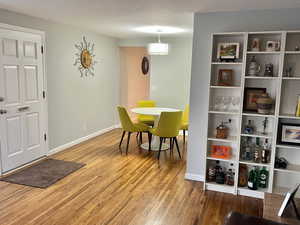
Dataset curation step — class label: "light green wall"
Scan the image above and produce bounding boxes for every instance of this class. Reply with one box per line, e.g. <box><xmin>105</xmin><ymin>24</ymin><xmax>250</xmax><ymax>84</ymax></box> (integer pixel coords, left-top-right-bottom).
<box><xmin>119</xmin><ymin>37</ymin><xmax>193</xmax><ymax>110</ymax></box>
<box><xmin>0</xmin><ymin>9</ymin><xmax>120</xmax><ymax>149</ymax></box>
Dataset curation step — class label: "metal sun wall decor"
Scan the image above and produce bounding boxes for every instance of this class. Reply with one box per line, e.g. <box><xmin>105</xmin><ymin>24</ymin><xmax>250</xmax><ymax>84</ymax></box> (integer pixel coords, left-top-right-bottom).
<box><xmin>74</xmin><ymin>36</ymin><xmax>97</xmax><ymax>77</ymax></box>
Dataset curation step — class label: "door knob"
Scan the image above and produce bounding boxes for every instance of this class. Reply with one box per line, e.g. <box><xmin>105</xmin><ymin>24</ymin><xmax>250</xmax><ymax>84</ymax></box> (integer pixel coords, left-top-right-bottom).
<box><xmin>0</xmin><ymin>109</ymin><xmax>7</xmax><ymax>114</ymax></box>
<box><xmin>0</xmin><ymin>97</ymin><xmax>4</xmax><ymax>102</ymax></box>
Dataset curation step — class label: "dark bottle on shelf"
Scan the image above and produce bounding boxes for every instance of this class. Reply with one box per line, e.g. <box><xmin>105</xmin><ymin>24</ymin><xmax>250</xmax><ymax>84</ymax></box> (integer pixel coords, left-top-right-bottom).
<box><xmin>248</xmin><ymin>167</ymin><xmax>258</xmax><ymax>190</ymax></box>
<box><xmin>225</xmin><ymin>168</ymin><xmax>235</xmax><ymax>186</ymax></box>
<box><xmin>215</xmin><ymin>161</ymin><xmax>225</xmax><ymax>184</ymax></box>
<box><xmin>259</xmin><ymin>166</ymin><xmax>269</xmax><ymax>188</ymax></box>
<box><xmin>207</xmin><ymin>165</ymin><xmax>216</xmax><ymax>182</ymax></box>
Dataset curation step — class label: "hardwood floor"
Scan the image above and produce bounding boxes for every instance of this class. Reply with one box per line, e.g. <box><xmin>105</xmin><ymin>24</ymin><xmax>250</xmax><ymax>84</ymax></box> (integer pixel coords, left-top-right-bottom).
<box><xmin>0</xmin><ymin>129</ymin><xmax>262</xmax><ymax>225</ymax></box>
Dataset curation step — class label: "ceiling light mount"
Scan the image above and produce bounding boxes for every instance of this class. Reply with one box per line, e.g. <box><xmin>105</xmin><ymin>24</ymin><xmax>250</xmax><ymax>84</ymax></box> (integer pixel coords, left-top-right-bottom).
<box><xmin>147</xmin><ymin>29</ymin><xmax>169</xmax><ymax>55</ymax></box>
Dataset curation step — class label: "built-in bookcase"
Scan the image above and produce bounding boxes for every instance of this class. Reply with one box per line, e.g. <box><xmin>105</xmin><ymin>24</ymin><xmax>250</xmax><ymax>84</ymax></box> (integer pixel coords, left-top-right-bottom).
<box><xmin>204</xmin><ymin>31</ymin><xmax>300</xmax><ymax>199</ymax></box>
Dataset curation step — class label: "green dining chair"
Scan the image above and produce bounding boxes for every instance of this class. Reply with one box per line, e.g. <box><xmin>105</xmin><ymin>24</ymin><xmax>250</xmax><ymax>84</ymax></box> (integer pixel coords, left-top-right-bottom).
<box><xmin>117</xmin><ymin>106</ymin><xmax>150</xmax><ymax>155</ymax></box>
<box><xmin>180</xmin><ymin>105</ymin><xmax>189</xmax><ymax>145</ymax></box>
<box><xmin>148</xmin><ymin>111</ymin><xmax>183</xmax><ymax>160</ymax></box>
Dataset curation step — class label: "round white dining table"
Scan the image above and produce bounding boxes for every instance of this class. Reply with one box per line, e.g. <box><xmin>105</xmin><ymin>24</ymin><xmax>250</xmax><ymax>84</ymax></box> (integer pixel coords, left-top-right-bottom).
<box><xmin>131</xmin><ymin>107</ymin><xmax>180</xmax><ymax>151</ymax></box>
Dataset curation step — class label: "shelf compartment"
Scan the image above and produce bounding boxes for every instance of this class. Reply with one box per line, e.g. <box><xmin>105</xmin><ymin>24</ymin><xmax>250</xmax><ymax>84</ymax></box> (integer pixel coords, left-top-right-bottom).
<box><xmin>242</xmin><ymin>112</ymin><xmax>275</xmax><ymax>118</ymax></box>
<box><xmin>207</xmin><ymin>136</ymin><xmax>237</xmax><ymax>143</ymax></box>
<box><xmin>206</xmin><ymin>182</ymin><xmax>235</xmax><ymax>194</ymax></box>
<box><xmin>207</xmin><ymin>157</ymin><xmax>235</xmax><ymax>163</ymax></box>
<box><xmin>239</xmin><ymin>160</ymin><xmax>271</xmax><ymax>167</ymax></box>
<box><xmin>210</xmin><ymin>86</ymin><xmax>241</xmax><ymax>89</ymax></box>
<box><xmin>279</xmin><ymin>114</ymin><xmax>300</xmax><ymax>119</ymax></box>
<box><xmin>274</xmin><ymin>164</ymin><xmax>300</xmax><ymax>174</ymax></box>
<box><xmin>241</xmin><ymin>132</ymin><xmax>272</xmax><ymax>139</ymax></box>
<box><xmin>237</xmin><ymin>187</ymin><xmax>267</xmax><ymax>199</ymax></box>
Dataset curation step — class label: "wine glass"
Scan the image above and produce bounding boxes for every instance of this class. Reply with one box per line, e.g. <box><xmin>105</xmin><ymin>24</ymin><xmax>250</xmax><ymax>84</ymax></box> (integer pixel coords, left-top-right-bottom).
<box><xmin>231</xmin><ymin>96</ymin><xmax>240</xmax><ymax>112</ymax></box>
<box><xmin>214</xmin><ymin>96</ymin><xmax>223</xmax><ymax>111</ymax></box>
<box><xmin>223</xmin><ymin>96</ymin><xmax>231</xmax><ymax>111</ymax></box>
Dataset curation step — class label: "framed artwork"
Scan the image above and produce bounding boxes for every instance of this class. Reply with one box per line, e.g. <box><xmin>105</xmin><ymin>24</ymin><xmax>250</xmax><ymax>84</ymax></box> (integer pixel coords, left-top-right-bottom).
<box><xmin>243</xmin><ymin>87</ymin><xmax>266</xmax><ymax>111</ymax></box>
<box><xmin>218</xmin><ymin>69</ymin><xmax>233</xmax><ymax>86</ymax></box>
<box><xmin>278</xmin><ymin>122</ymin><xmax>300</xmax><ymax>146</ymax></box>
<box><xmin>217</xmin><ymin>42</ymin><xmax>240</xmax><ymax>60</ymax></box>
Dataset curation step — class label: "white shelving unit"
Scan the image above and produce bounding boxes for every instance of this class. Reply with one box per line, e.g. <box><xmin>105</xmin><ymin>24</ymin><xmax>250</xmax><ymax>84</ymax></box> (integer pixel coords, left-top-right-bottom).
<box><xmin>203</xmin><ymin>31</ymin><xmax>300</xmax><ymax>199</ymax></box>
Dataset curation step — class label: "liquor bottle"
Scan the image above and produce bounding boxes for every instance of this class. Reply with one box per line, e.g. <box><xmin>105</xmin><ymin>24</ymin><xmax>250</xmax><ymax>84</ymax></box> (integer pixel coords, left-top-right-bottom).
<box><xmin>215</xmin><ymin>163</ymin><xmax>225</xmax><ymax>184</ymax></box>
<box><xmin>207</xmin><ymin>165</ymin><xmax>216</xmax><ymax>182</ymax></box>
<box><xmin>259</xmin><ymin>167</ymin><xmax>269</xmax><ymax>188</ymax></box>
<box><xmin>261</xmin><ymin>139</ymin><xmax>271</xmax><ymax>163</ymax></box>
<box><xmin>253</xmin><ymin>138</ymin><xmax>261</xmax><ymax>163</ymax></box>
<box><xmin>225</xmin><ymin>168</ymin><xmax>235</xmax><ymax>186</ymax></box>
<box><xmin>244</xmin><ymin>137</ymin><xmax>252</xmax><ymax>161</ymax></box>
<box><xmin>244</xmin><ymin>120</ymin><xmax>254</xmax><ymax>134</ymax></box>
<box><xmin>248</xmin><ymin>167</ymin><xmax>258</xmax><ymax>190</ymax></box>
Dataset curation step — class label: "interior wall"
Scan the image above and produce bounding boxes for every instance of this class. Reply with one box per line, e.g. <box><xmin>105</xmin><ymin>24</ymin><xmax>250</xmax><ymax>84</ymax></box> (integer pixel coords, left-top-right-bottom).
<box><xmin>119</xmin><ymin>37</ymin><xmax>192</xmax><ymax>110</ymax></box>
<box><xmin>188</xmin><ymin>8</ymin><xmax>300</xmax><ymax>178</ymax></box>
<box><xmin>0</xmin><ymin>9</ymin><xmax>120</xmax><ymax>150</ymax></box>
<box><xmin>120</xmin><ymin>47</ymin><xmax>150</xmax><ymax>118</ymax></box>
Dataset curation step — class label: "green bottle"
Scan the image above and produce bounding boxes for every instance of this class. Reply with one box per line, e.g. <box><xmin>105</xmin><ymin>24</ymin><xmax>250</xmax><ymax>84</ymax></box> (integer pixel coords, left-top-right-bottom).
<box><xmin>248</xmin><ymin>167</ymin><xmax>258</xmax><ymax>190</ymax></box>
<box><xmin>259</xmin><ymin>167</ymin><xmax>269</xmax><ymax>188</ymax></box>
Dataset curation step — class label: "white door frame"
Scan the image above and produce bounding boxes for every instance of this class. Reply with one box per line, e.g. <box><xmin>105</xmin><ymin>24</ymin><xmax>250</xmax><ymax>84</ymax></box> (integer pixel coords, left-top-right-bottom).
<box><xmin>0</xmin><ymin>23</ymin><xmax>48</xmax><ymax>175</ymax></box>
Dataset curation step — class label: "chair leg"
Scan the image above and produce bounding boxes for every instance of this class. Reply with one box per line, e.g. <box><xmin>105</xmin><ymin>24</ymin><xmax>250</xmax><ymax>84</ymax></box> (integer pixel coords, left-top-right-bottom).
<box><xmin>126</xmin><ymin>132</ymin><xmax>131</xmax><ymax>155</ymax></box>
<box><xmin>169</xmin><ymin>138</ymin><xmax>173</xmax><ymax>156</ymax></box>
<box><xmin>119</xmin><ymin>131</ymin><xmax>126</xmax><ymax>154</ymax></box>
<box><xmin>148</xmin><ymin>132</ymin><xmax>152</xmax><ymax>153</ymax></box>
<box><xmin>183</xmin><ymin>130</ymin><xmax>186</xmax><ymax>144</ymax></box>
<box><xmin>174</xmin><ymin>137</ymin><xmax>181</xmax><ymax>159</ymax></box>
<box><xmin>136</xmin><ymin>132</ymin><xmax>139</xmax><ymax>145</ymax></box>
<box><xmin>140</xmin><ymin>132</ymin><xmax>143</xmax><ymax>145</ymax></box>
<box><xmin>157</xmin><ymin>137</ymin><xmax>163</xmax><ymax>160</ymax></box>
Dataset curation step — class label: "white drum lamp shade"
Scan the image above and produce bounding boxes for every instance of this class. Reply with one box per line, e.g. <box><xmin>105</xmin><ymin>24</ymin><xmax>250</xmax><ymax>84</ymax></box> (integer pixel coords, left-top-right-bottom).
<box><xmin>147</xmin><ymin>42</ymin><xmax>169</xmax><ymax>55</ymax></box>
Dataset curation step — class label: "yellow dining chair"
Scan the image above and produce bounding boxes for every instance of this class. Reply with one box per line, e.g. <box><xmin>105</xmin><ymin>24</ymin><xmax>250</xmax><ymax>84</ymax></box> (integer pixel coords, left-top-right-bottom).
<box><xmin>117</xmin><ymin>106</ymin><xmax>150</xmax><ymax>155</ymax></box>
<box><xmin>137</xmin><ymin>100</ymin><xmax>156</xmax><ymax>126</ymax></box>
<box><xmin>180</xmin><ymin>105</ymin><xmax>189</xmax><ymax>145</ymax></box>
<box><xmin>149</xmin><ymin>111</ymin><xmax>183</xmax><ymax>160</ymax></box>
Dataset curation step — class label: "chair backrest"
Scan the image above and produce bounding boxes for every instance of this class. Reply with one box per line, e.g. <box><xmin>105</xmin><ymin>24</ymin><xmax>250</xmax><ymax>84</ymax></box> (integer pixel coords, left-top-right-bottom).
<box><xmin>117</xmin><ymin>106</ymin><xmax>135</xmax><ymax>132</ymax></box>
<box><xmin>137</xmin><ymin>100</ymin><xmax>156</xmax><ymax>121</ymax></box>
<box><xmin>155</xmin><ymin>111</ymin><xmax>183</xmax><ymax>137</ymax></box>
<box><xmin>182</xmin><ymin>104</ymin><xmax>189</xmax><ymax>123</ymax></box>
<box><xmin>137</xmin><ymin>100</ymin><xmax>156</xmax><ymax>108</ymax></box>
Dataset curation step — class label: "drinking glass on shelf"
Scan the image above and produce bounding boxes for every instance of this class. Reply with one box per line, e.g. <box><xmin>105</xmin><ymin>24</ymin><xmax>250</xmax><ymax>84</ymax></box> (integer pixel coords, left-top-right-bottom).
<box><xmin>223</xmin><ymin>96</ymin><xmax>231</xmax><ymax>111</ymax></box>
<box><xmin>214</xmin><ymin>96</ymin><xmax>223</xmax><ymax>111</ymax></box>
<box><xmin>231</xmin><ymin>96</ymin><xmax>240</xmax><ymax>112</ymax></box>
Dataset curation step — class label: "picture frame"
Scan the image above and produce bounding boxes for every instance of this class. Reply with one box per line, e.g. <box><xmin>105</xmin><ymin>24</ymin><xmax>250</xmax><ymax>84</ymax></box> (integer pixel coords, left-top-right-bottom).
<box><xmin>218</xmin><ymin>69</ymin><xmax>233</xmax><ymax>86</ymax></box>
<box><xmin>243</xmin><ymin>87</ymin><xmax>266</xmax><ymax>111</ymax></box>
<box><xmin>217</xmin><ymin>42</ymin><xmax>240</xmax><ymax>61</ymax></box>
<box><xmin>278</xmin><ymin>122</ymin><xmax>300</xmax><ymax>146</ymax></box>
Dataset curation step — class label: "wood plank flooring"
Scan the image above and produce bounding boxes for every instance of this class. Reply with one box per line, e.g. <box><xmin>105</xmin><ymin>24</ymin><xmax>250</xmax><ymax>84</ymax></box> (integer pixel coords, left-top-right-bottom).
<box><xmin>0</xmin><ymin>129</ymin><xmax>262</xmax><ymax>225</ymax></box>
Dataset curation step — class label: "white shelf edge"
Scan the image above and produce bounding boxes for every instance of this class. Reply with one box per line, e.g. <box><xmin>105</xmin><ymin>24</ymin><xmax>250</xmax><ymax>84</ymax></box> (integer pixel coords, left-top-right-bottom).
<box><xmin>278</xmin><ymin>114</ymin><xmax>300</xmax><ymax>119</ymax></box>
<box><xmin>207</xmin><ymin>136</ymin><xmax>237</xmax><ymax>143</ymax></box>
<box><xmin>285</xmin><ymin>51</ymin><xmax>300</xmax><ymax>54</ymax></box>
<box><xmin>206</xmin><ymin>182</ymin><xmax>235</xmax><ymax>194</ymax></box>
<box><xmin>247</xmin><ymin>51</ymin><xmax>281</xmax><ymax>54</ymax></box>
<box><xmin>276</xmin><ymin>144</ymin><xmax>300</xmax><ymax>150</ymax></box>
<box><xmin>206</xmin><ymin>157</ymin><xmax>235</xmax><ymax>163</ymax></box>
<box><xmin>282</xmin><ymin>77</ymin><xmax>300</xmax><ymax>80</ymax></box>
<box><xmin>239</xmin><ymin>160</ymin><xmax>271</xmax><ymax>167</ymax></box>
<box><xmin>245</xmin><ymin>76</ymin><xmax>279</xmax><ymax>79</ymax></box>
<box><xmin>209</xmin><ymin>110</ymin><xmax>240</xmax><ymax>115</ymax></box>
<box><xmin>241</xmin><ymin>133</ymin><xmax>272</xmax><ymax>139</ymax></box>
<box><xmin>211</xmin><ymin>62</ymin><xmax>243</xmax><ymax>65</ymax></box>
<box><xmin>274</xmin><ymin>165</ymin><xmax>300</xmax><ymax>174</ymax></box>
<box><xmin>242</xmin><ymin>112</ymin><xmax>275</xmax><ymax>118</ymax></box>
<box><xmin>238</xmin><ymin>187</ymin><xmax>267</xmax><ymax>199</ymax></box>
<box><xmin>210</xmin><ymin>86</ymin><xmax>241</xmax><ymax>89</ymax></box>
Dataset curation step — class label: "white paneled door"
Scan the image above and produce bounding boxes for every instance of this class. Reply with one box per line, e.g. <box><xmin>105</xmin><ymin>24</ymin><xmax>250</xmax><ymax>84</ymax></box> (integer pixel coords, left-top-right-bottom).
<box><xmin>0</xmin><ymin>27</ymin><xmax>47</xmax><ymax>173</ymax></box>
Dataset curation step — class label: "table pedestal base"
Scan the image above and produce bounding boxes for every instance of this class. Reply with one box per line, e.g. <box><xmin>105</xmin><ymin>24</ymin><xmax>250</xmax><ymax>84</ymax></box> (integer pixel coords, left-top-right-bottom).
<box><xmin>140</xmin><ymin>142</ymin><xmax>170</xmax><ymax>151</ymax></box>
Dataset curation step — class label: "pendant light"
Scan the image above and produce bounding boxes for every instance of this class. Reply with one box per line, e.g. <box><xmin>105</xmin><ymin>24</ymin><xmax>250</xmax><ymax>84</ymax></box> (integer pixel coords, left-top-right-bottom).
<box><xmin>147</xmin><ymin>31</ymin><xmax>169</xmax><ymax>55</ymax></box>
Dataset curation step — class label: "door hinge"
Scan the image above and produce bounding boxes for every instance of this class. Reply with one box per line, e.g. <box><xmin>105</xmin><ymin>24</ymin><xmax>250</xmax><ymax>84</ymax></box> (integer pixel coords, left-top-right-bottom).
<box><xmin>41</xmin><ymin>45</ymin><xmax>44</xmax><ymax>54</ymax></box>
<box><xmin>44</xmin><ymin>133</ymin><xmax>47</xmax><ymax>141</ymax></box>
<box><xmin>42</xmin><ymin>91</ymin><xmax>46</xmax><ymax>99</ymax></box>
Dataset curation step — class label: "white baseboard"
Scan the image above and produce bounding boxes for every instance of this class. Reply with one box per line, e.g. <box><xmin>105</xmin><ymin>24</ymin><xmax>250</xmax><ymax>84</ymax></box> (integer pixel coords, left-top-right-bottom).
<box><xmin>48</xmin><ymin>124</ymin><xmax>119</xmax><ymax>156</ymax></box>
<box><xmin>185</xmin><ymin>173</ymin><xmax>204</xmax><ymax>182</ymax></box>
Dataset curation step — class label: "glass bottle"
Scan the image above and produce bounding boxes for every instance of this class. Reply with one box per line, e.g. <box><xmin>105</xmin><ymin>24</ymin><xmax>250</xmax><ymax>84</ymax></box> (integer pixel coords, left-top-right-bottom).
<box><xmin>248</xmin><ymin>167</ymin><xmax>258</xmax><ymax>190</ymax></box>
<box><xmin>259</xmin><ymin>166</ymin><xmax>269</xmax><ymax>189</ymax></box>
<box><xmin>207</xmin><ymin>164</ymin><xmax>216</xmax><ymax>182</ymax></box>
<box><xmin>244</xmin><ymin>120</ymin><xmax>254</xmax><ymax>134</ymax></box>
<box><xmin>225</xmin><ymin>168</ymin><xmax>235</xmax><ymax>186</ymax></box>
<box><xmin>261</xmin><ymin>139</ymin><xmax>271</xmax><ymax>163</ymax></box>
<box><xmin>253</xmin><ymin>138</ymin><xmax>261</xmax><ymax>163</ymax></box>
<box><xmin>244</xmin><ymin>137</ymin><xmax>252</xmax><ymax>161</ymax></box>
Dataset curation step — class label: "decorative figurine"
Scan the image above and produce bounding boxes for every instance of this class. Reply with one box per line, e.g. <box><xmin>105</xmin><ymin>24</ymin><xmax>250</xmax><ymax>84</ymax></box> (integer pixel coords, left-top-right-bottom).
<box><xmin>216</xmin><ymin>119</ymin><xmax>231</xmax><ymax>139</ymax></box>
<box><xmin>248</xmin><ymin>56</ymin><xmax>261</xmax><ymax>76</ymax></box>
<box><xmin>295</xmin><ymin>46</ymin><xmax>300</xmax><ymax>51</ymax></box>
<box><xmin>264</xmin><ymin>63</ymin><xmax>274</xmax><ymax>77</ymax></box>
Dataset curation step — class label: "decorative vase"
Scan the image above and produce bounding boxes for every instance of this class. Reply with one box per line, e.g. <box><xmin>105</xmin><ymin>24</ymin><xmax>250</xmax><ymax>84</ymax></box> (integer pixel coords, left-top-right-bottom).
<box><xmin>256</xmin><ymin>93</ymin><xmax>273</xmax><ymax>114</ymax></box>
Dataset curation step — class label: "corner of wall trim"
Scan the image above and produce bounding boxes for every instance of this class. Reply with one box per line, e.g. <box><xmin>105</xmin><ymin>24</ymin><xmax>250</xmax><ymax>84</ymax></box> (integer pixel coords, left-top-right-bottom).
<box><xmin>184</xmin><ymin>173</ymin><xmax>204</xmax><ymax>182</ymax></box>
<box><xmin>48</xmin><ymin>125</ymin><xmax>119</xmax><ymax>156</ymax></box>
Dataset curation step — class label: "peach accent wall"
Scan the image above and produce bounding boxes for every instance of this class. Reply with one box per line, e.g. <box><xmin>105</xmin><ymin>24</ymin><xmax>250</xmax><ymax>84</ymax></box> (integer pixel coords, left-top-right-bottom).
<box><xmin>120</xmin><ymin>47</ymin><xmax>150</xmax><ymax>119</ymax></box>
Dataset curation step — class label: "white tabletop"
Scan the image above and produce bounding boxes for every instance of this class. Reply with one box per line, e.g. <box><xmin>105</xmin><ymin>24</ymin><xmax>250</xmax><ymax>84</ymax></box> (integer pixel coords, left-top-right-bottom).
<box><xmin>131</xmin><ymin>107</ymin><xmax>179</xmax><ymax>116</ymax></box>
